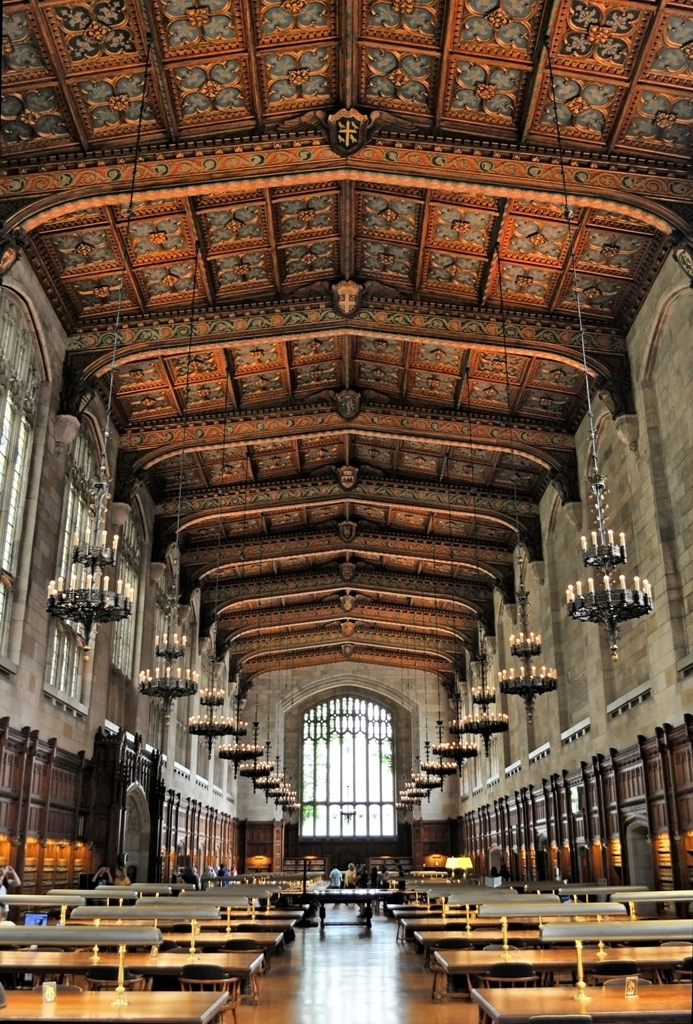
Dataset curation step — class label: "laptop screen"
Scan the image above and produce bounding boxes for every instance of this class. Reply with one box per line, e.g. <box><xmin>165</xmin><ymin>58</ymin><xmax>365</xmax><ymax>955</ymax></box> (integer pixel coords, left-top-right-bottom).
<box><xmin>23</xmin><ymin>912</ymin><xmax>48</xmax><ymax>926</ymax></box>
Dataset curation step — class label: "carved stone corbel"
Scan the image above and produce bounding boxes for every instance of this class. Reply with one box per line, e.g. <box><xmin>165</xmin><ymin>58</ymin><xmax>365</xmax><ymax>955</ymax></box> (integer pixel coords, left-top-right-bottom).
<box><xmin>54</xmin><ymin>413</ymin><xmax>80</xmax><ymax>453</ymax></box>
<box><xmin>563</xmin><ymin>502</ymin><xmax>583</xmax><ymax>530</ymax></box>
<box><xmin>529</xmin><ymin>560</ymin><xmax>545</xmax><ymax>586</ymax></box>
<box><xmin>614</xmin><ymin>413</ymin><xmax>638</xmax><ymax>452</ymax></box>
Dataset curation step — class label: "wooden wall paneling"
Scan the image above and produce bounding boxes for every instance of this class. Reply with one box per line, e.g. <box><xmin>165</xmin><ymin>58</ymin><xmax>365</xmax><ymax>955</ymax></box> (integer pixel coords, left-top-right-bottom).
<box><xmin>635</xmin><ymin>736</ymin><xmax>668</xmax><ymax>888</ymax></box>
<box><xmin>657</xmin><ymin>725</ymin><xmax>684</xmax><ymax>889</ymax></box>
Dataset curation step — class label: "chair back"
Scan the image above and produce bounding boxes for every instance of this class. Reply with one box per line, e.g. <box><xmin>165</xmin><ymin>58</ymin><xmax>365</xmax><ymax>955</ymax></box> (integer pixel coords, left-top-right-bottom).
<box><xmin>587</xmin><ymin>959</ymin><xmax>639</xmax><ymax>978</ymax></box>
<box><xmin>481</xmin><ymin>961</ymin><xmax>538</xmax><ymax>988</ymax></box>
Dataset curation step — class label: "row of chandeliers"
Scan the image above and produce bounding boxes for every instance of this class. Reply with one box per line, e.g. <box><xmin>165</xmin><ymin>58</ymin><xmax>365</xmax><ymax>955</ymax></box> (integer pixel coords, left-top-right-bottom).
<box><xmin>45</xmin><ymin>38</ymin><xmax>654</xmax><ymax>804</ymax></box>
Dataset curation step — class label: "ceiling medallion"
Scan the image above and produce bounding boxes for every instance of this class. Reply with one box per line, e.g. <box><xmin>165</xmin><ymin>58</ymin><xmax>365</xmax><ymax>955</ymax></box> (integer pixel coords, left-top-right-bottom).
<box><xmin>331</xmin><ymin>280</ymin><xmax>363</xmax><ymax>317</ymax></box>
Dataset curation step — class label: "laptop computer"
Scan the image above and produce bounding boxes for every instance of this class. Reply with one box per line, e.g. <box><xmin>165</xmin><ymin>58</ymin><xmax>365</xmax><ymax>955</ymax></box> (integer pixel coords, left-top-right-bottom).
<box><xmin>23</xmin><ymin>912</ymin><xmax>48</xmax><ymax>926</ymax></box>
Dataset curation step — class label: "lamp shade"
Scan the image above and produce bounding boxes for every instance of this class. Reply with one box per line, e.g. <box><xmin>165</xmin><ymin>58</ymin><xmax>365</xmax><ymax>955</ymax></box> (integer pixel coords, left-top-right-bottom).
<box><xmin>541</xmin><ymin>920</ymin><xmax>693</xmax><ymax>943</ymax></box>
<box><xmin>445</xmin><ymin>856</ymin><xmax>473</xmax><ymax>871</ymax></box>
<box><xmin>1</xmin><ymin>926</ymin><xmax>161</xmax><ymax>946</ymax></box>
<box><xmin>71</xmin><ymin>905</ymin><xmax>220</xmax><ymax>921</ymax></box>
<box><xmin>610</xmin><ymin>888</ymin><xmax>693</xmax><ymax>903</ymax></box>
<box><xmin>4</xmin><ymin>894</ymin><xmax>86</xmax><ymax>907</ymax></box>
<box><xmin>478</xmin><ymin>899</ymin><xmax>627</xmax><ymax>919</ymax></box>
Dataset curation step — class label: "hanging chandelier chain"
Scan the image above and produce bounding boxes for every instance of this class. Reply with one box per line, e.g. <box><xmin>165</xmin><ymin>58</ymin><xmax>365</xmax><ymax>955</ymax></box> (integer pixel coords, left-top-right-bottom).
<box><xmin>544</xmin><ymin>38</ymin><xmax>601</xmax><ymax>511</ymax></box>
<box><xmin>101</xmin><ymin>35</ymin><xmax>153</xmax><ymax>472</ymax></box>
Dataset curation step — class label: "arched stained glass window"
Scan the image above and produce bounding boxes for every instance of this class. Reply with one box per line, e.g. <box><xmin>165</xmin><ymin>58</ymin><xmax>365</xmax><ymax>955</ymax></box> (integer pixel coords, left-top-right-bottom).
<box><xmin>301</xmin><ymin>696</ymin><xmax>395</xmax><ymax>838</ymax></box>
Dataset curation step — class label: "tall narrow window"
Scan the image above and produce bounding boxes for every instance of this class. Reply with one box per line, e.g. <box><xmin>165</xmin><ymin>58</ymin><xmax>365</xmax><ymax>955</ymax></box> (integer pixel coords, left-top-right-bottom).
<box><xmin>0</xmin><ymin>291</ymin><xmax>40</xmax><ymax>654</ymax></box>
<box><xmin>110</xmin><ymin>512</ymin><xmax>141</xmax><ymax>677</ymax></box>
<box><xmin>301</xmin><ymin>696</ymin><xmax>395</xmax><ymax>838</ymax></box>
<box><xmin>46</xmin><ymin>429</ymin><xmax>99</xmax><ymax>704</ymax></box>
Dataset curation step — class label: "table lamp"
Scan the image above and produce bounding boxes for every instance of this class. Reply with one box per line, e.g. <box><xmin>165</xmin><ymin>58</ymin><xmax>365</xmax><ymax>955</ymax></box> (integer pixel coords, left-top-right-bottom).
<box><xmin>445</xmin><ymin>856</ymin><xmax>473</xmax><ymax>880</ymax></box>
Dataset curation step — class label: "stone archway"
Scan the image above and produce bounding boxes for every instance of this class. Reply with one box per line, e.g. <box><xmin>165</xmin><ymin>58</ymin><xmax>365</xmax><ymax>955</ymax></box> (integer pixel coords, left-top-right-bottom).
<box><xmin>123</xmin><ymin>784</ymin><xmax>150</xmax><ymax>883</ymax></box>
<box><xmin>625</xmin><ymin>820</ymin><xmax>654</xmax><ymax>889</ymax></box>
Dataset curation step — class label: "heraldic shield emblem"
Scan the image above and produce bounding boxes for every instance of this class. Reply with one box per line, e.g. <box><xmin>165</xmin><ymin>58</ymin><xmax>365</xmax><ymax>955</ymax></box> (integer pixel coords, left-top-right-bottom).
<box><xmin>333</xmin><ymin>389</ymin><xmax>361</xmax><ymax>421</ymax></box>
<box><xmin>337</xmin><ymin>464</ymin><xmax>359</xmax><ymax>490</ymax></box>
<box><xmin>326</xmin><ymin>108</ymin><xmax>370</xmax><ymax>157</ymax></box>
<box><xmin>338</xmin><ymin>519</ymin><xmax>357</xmax><ymax>542</ymax></box>
<box><xmin>332</xmin><ymin>279</ymin><xmax>362</xmax><ymax>318</ymax></box>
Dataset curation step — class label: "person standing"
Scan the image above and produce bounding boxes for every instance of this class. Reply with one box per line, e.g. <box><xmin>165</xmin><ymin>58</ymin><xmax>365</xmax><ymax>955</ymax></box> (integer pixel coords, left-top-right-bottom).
<box><xmin>0</xmin><ymin>865</ymin><xmax>21</xmax><ymax>918</ymax></box>
<box><xmin>329</xmin><ymin>864</ymin><xmax>342</xmax><ymax>888</ymax></box>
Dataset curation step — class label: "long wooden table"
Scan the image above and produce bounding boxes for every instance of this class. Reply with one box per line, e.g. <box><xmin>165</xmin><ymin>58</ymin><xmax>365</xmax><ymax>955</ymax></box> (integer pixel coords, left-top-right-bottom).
<box><xmin>431</xmin><ymin>944</ymin><xmax>692</xmax><ymax>998</ymax></box>
<box><xmin>0</xmin><ymin>949</ymin><xmax>264</xmax><ymax>1001</ymax></box>
<box><xmin>471</xmin><ymin>983</ymin><xmax>693</xmax><ymax>1023</ymax></box>
<box><xmin>0</xmin><ymin>991</ymin><xmax>228</xmax><ymax>1022</ymax></box>
<box><xmin>399</xmin><ymin>914</ymin><xmax>540</xmax><ymax>941</ymax></box>
<box><xmin>309</xmin><ymin>889</ymin><xmax>383</xmax><ymax>928</ymax></box>
<box><xmin>414</xmin><ymin>928</ymin><xmax>541</xmax><ymax>957</ymax></box>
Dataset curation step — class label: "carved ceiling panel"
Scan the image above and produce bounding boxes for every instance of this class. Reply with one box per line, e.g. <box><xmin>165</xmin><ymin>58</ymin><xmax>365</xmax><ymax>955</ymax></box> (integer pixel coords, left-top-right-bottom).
<box><xmin>3</xmin><ymin>0</ymin><xmax>692</xmax><ymax>670</ymax></box>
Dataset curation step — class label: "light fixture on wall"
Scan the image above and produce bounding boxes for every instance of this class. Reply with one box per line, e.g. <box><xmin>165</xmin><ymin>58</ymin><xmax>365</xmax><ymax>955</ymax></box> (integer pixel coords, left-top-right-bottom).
<box><xmin>543</xmin><ymin>44</ymin><xmax>653</xmax><ymax>661</ymax></box>
<box><xmin>139</xmin><ymin>239</ymin><xmax>201</xmax><ymax>722</ymax></box>
<box><xmin>46</xmin><ymin>41</ymin><xmax>155</xmax><ymax>648</ymax></box>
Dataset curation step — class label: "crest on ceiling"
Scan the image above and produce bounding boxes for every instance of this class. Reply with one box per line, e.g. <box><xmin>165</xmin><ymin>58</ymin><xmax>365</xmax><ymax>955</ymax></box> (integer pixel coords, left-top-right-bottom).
<box><xmin>337</xmin><ymin>464</ymin><xmax>359</xmax><ymax>490</ymax></box>
<box><xmin>332</xmin><ymin>279</ymin><xmax>363</xmax><ymax>318</ymax></box>
<box><xmin>338</xmin><ymin>519</ymin><xmax>357</xmax><ymax>542</ymax></box>
<box><xmin>340</xmin><ymin>561</ymin><xmax>356</xmax><ymax>582</ymax></box>
<box><xmin>341</xmin><ymin>620</ymin><xmax>355</xmax><ymax>638</ymax></box>
<box><xmin>341</xmin><ymin>643</ymin><xmax>354</xmax><ymax>659</ymax></box>
<box><xmin>325</xmin><ymin>108</ymin><xmax>371</xmax><ymax>157</ymax></box>
<box><xmin>340</xmin><ymin>594</ymin><xmax>356</xmax><ymax>612</ymax></box>
<box><xmin>332</xmin><ymin>389</ymin><xmax>361</xmax><ymax>420</ymax></box>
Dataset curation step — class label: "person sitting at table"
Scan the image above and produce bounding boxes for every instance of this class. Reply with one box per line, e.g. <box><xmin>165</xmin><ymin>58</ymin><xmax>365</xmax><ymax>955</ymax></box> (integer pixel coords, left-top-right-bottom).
<box><xmin>182</xmin><ymin>865</ymin><xmax>200</xmax><ymax>890</ymax></box>
<box><xmin>91</xmin><ymin>865</ymin><xmax>113</xmax><ymax>888</ymax></box>
<box><xmin>114</xmin><ymin>865</ymin><xmax>131</xmax><ymax>886</ymax></box>
<box><xmin>329</xmin><ymin>864</ymin><xmax>342</xmax><ymax>888</ymax></box>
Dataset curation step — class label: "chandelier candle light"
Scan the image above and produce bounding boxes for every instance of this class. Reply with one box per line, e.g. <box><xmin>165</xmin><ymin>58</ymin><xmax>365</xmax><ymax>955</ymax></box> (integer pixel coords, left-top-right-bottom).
<box><xmin>543</xmin><ymin>39</ymin><xmax>654</xmax><ymax>662</ymax></box>
<box><xmin>500</xmin><ymin>582</ymin><xmax>557</xmax><ymax>721</ymax></box>
<box><xmin>566</xmin><ymin>520</ymin><xmax>653</xmax><ymax>661</ymax></box>
<box><xmin>460</xmin><ymin>620</ymin><xmax>508</xmax><ymax>757</ymax></box>
<box><xmin>47</xmin><ymin>474</ymin><xmax>132</xmax><ymax>647</ymax></box>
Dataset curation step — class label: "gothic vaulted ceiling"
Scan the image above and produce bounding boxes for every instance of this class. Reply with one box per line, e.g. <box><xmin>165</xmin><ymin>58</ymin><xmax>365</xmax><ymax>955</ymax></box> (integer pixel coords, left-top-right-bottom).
<box><xmin>2</xmin><ymin>0</ymin><xmax>692</xmax><ymax>681</ymax></box>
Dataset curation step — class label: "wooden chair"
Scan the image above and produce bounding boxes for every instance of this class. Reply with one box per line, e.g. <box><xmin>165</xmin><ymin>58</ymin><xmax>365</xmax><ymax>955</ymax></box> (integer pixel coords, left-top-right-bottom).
<box><xmin>674</xmin><ymin>956</ymin><xmax>692</xmax><ymax>983</ymax></box>
<box><xmin>178</xmin><ymin>964</ymin><xmax>241</xmax><ymax>1024</ymax></box>
<box><xmin>584</xmin><ymin>959</ymin><xmax>639</xmax><ymax>986</ymax></box>
<box><xmin>479</xmin><ymin>961</ymin><xmax>539</xmax><ymax>988</ymax></box>
<box><xmin>84</xmin><ymin>966</ymin><xmax>148</xmax><ymax>992</ymax></box>
<box><xmin>482</xmin><ymin>943</ymin><xmax>518</xmax><ymax>951</ymax></box>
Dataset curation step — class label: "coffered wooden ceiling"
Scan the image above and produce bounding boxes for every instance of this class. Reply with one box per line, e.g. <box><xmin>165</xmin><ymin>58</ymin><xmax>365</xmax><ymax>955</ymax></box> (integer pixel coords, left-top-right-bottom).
<box><xmin>3</xmin><ymin>0</ymin><xmax>692</xmax><ymax>682</ymax></box>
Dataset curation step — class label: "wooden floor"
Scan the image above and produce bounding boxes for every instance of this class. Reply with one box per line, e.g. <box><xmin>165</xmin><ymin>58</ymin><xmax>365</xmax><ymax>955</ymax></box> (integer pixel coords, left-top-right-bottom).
<box><xmin>242</xmin><ymin>905</ymin><xmax>478</xmax><ymax>1024</ymax></box>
